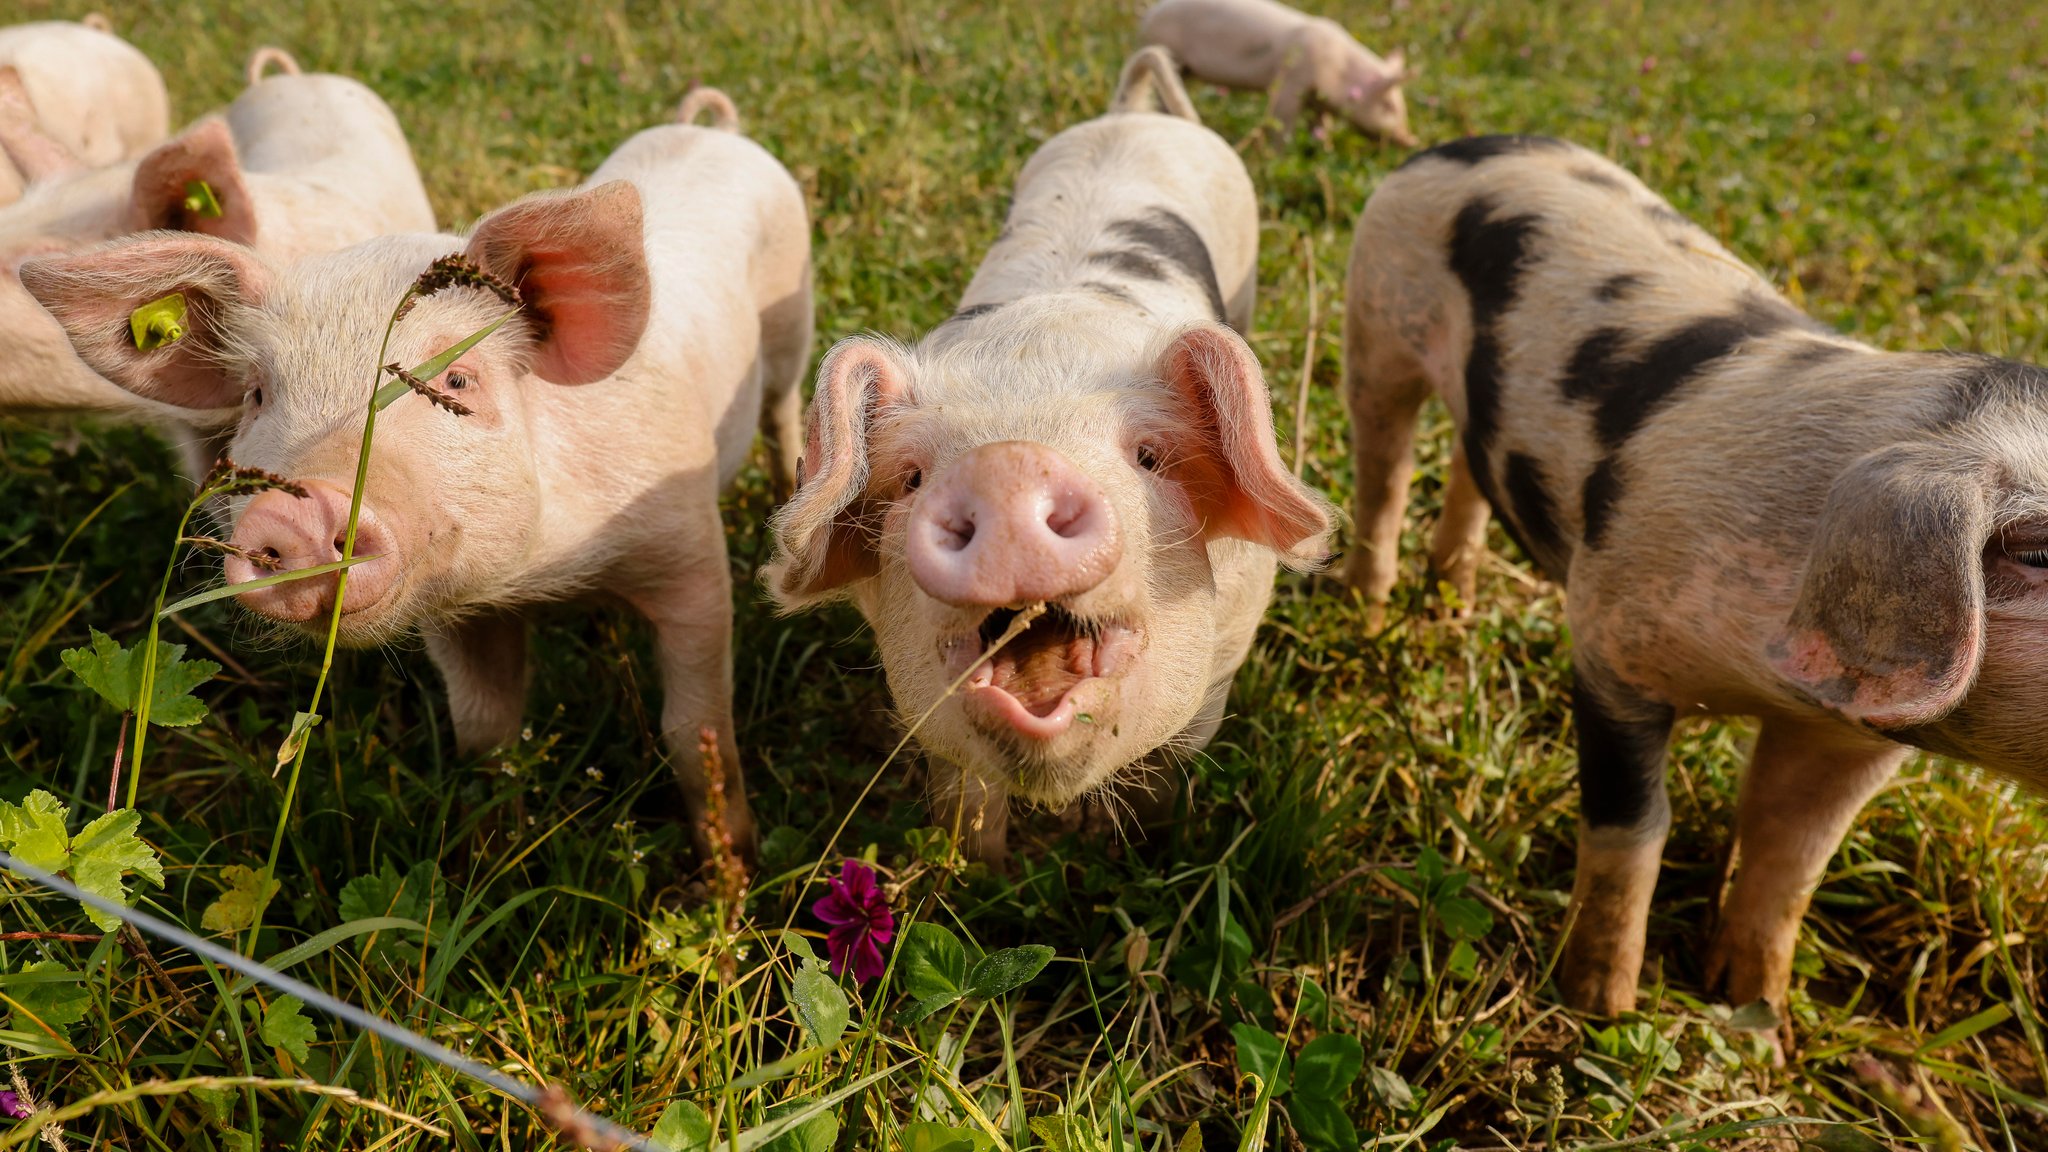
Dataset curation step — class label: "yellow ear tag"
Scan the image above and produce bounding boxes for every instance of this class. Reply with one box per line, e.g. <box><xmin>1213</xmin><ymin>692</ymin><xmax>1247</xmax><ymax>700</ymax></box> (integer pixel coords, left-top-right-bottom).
<box><xmin>181</xmin><ymin>179</ymin><xmax>222</xmax><ymax>217</ymax></box>
<box><xmin>130</xmin><ymin>292</ymin><xmax>188</xmax><ymax>351</ymax></box>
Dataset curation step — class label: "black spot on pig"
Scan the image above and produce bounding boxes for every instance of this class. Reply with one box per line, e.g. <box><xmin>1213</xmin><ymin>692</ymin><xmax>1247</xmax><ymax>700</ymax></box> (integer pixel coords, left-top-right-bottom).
<box><xmin>1781</xmin><ymin>338</ymin><xmax>1852</xmax><ymax>368</ymax></box>
<box><xmin>1937</xmin><ymin>354</ymin><xmax>2048</xmax><ymax>426</ymax></box>
<box><xmin>1573</xmin><ymin>670</ymin><xmax>1675</xmax><ymax>830</ymax></box>
<box><xmin>1564</xmin><ymin>296</ymin><xmax>1809</xmax><ymax>546</ymax></box>
<box><xmin>1087</xmin><ymin>209</ymin><xmax>1228</xmax><ymax>324</ymax></box>
<box><xmin>1082</xmin><ymin>280</ymin><xmax>1142</xmax><ymax>308</ymax></box>
<box><xmin>1596</xmin><ymin>273</ymin><xmax>1644</xmax><ymax>302</ymax></box>
<box><xmin>1403</xmin><ymin>133</ymin><xmax>1570</xmax><ymax>169</ymax></box>
<box><xmin>1447</xmin><ymin>195</ymin><xmax>1543</xmax><ymax>510</ymax></box>
<box><xmin>1503</xmin><ymin>451</ymin><xmax>1570</xmax><ymax>579</ymax></box>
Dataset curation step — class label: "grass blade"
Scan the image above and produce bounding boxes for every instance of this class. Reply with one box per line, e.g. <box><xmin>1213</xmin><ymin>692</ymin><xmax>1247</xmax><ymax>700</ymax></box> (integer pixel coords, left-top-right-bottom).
<box><xmin>157</xmin><ymin>556</ymin><xmax>380</xmax><ymax>618</ymax></box>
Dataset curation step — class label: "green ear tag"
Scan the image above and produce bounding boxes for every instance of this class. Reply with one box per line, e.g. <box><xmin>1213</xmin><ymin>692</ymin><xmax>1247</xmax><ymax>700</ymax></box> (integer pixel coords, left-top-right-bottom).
<box><xmin>181</xmin><ymin>179</ymin><xmax>222</xmax><ymax>217</ymax></box>
<box><xmin>130</xmin><ymin>293</ymin><xmax>188</xmax><ymax>351</ymax></box>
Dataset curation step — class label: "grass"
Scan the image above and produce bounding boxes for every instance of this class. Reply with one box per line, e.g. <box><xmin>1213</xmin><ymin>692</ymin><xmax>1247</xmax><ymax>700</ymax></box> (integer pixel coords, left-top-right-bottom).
<box><xmin>2</xmin><ymin>0</ymin><xmax>2046</xmax><ymax>1148</ymax></box>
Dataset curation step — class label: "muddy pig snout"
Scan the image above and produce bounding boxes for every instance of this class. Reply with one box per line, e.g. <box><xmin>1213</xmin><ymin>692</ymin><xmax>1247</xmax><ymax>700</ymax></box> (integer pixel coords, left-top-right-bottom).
<box><xmin>906</xmin><ymin>441</ymin><xmax>1123</xmax><ymax>607</ymax></box>
<box><xmin>226</xmin><ymin>480</ymin><xmax>397</xmax><ymax>622</ymax></box>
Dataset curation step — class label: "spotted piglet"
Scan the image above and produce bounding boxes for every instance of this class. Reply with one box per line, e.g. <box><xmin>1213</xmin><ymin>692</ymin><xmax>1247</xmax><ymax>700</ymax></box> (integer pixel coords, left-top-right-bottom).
<box><xmin>1343</xmin><ymin>134</ymin><xmax>2048</xmax><ymax>1032</ymax></box>
<box><xmin>766</xmin><ymin>48</ymin><xmax>1332</xmax><ymax>860</ymax></box>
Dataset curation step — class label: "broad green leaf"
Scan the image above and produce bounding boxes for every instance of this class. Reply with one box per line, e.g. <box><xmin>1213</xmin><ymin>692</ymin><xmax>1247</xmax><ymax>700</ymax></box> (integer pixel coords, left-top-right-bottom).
<box><xmin>260</xmin><ymin>993</ymin><xmax>317</xmax><ymax>1062</ymax></box>
<box><xmin>653</xmin><ymin>1099</ymin><xmax>714</xmax><ymax>1152</ymax></box>
<box><xmin>67</xmin><ymin>808</ymin><xmax>165</xmax><ymax>932</ymax></box>
<box><xmin>202</xmin><ymin>865</ymin><xmax>279</xmax><ymax>933</ymax></box>
<box><xmin>1231</xmin><ymin>1023</ymin><xmax>1291</xmax><ymax>1097</ymax></box>
<box><xmin>780</xmin><ymin>929</ymin><xmax>820</xmax><ymax>965</ymax></box>
<box><xmin>1367</xmin><ymin>1065</ymin><xmax>1414</xmax><ymax>1110</ymax></box>
<box><xmin>896</xmin><ymin>922</ymin><xmax>967</xmax><ymax>1002</ymax></box>
<box><xmin>893</xmin><ymin>992</ymin><xmax>960</xmax><ymax>1026</ymax></box>
<box><xmin>1176</xmin><ymin>1125</ymin><xmax>1202</xmax><ymax>1152</ymax></box>
<box><xmin>1292</xmin><ymin>1034</ymin><xmax>1364</xmax><ymax>1100</ymax></box>
<box><xmin>1726</xmin><ymin>999</ymin><xmax>1780</xmax><ymax>1031</ymax></box>
<box><xmin>901</xmin><ymin>1121</ymin><xmax>988</xmax><ymax>1152</ymax></box>
<box><xmin>758</xmin><ymin>1097</ymin><xmax>838</xmax><ymax>1152</ymax></box>
<box><xmin>58</xmin><ymin>630</ymin><xmax>133</xmax><ymax>711</ymax></box>
<box><xmin>1435</xmin><ymin>895</ymin><xmax>1493</xmax><ymax>941</ymax></box>
<box><xmin>337</xmin><ymin>861</ymin><xmax>443</xmax><ymax>962</ymax></box>
<box><xmin>147</xmin><ymin>645</ymin><xmax>221</xmax><ymax>727</ymax></box>
<box><xmin>1446</xmin><ymin>939</ymin><xmax>1480</xmax><ymax>979</ymax></box>
<box><xmin>6</xmin><ymin>962</ymin><xmax>89</xmax><ymax>1041</ymax></box>
<box><xmin>57</xmin><ymin>628</ymin><xmax>217</xmax><ymax>725</ymax></box>
<box><xmin>0</xmin><ymin>790</ymin><xmax>71</xmax><ymax>874</ymax></box>
<box><xmin>159</xmin><ymin>557</ymin><xmax>377</xmax><ymax>618</ymax></box>
<box><xmin>963</xmin><ymin>944</ymin><xmax>1052</xmax><ymax>999</ymax></box>
<box><xmin>1288</xmin><ymin>1096</ymin><xmax>1359</xmax><ymax>1152</ymax></box>
<box><xmin>788</xmin><ymin>967</ymin><xmax>849</xmax><ymax>1047</ymax></box>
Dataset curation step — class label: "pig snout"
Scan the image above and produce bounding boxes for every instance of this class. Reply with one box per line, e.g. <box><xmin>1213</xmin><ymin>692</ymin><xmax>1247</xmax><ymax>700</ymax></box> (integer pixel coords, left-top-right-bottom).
<box><xmin>906</xmin><ymin>441</ymin><xmax>1123</xmax><ymax>607</ymax></box>
<box><xmin>225</xmin><ymin>480</ymin><xmax>397</xmax><ymax>622</ymax></box>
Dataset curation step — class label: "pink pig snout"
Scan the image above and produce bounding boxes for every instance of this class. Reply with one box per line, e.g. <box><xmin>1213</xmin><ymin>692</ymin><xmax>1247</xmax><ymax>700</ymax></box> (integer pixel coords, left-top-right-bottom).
<box><xmin>225</xmin><ymin>480</ymin><xmax>397</xmax><ymax>622</ymax></box>
<box><xmin>906</xmin><ymin>441</ymin><xmax>1123</xmax><ymax>607</ymax></box>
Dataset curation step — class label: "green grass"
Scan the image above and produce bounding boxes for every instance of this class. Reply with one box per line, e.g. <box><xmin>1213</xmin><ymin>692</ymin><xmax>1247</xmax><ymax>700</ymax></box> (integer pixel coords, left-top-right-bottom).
<box><xmin>3</xmin><ymin>0</ymin><xmax>2047</xmax><ymax>1148</ymax></box>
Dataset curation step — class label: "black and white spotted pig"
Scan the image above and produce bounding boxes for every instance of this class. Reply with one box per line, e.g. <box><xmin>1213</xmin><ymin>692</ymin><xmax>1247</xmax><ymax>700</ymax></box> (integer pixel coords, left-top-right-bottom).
<box><xmin>1342</xmin><ymin>134</ymin><xmax>2048</xmax><ymax>1027</ymax></box>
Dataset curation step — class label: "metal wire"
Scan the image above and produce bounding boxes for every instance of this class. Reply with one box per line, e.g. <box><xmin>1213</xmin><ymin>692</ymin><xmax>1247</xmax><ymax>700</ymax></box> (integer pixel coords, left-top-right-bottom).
<box><xmin>0</xmin><ymin>852</ymin><xmax>661</xmax><ymax>1152</ymax></box>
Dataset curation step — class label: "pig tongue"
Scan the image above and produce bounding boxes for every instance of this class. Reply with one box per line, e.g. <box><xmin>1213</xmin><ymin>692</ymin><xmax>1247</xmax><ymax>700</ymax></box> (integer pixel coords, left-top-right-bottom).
<box><xmin>988</xmin><ymin>626</ymin><xmax>1096</xmax><ymax>718</ymax></box>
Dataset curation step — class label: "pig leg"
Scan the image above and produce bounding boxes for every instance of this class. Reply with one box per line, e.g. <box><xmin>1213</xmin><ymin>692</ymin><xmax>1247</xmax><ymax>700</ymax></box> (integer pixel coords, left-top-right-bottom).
<box><xmin>1340</xmin><ymin>303</ymin><xmax>1432</xmax><ymax>618</ymax></box>
<box><xmin>1707</xmin><ymin>719</ymin><xmax>1905</xmax><ymax>1020</ymax></box>
<box><xmin>630</xmin><ymin>561</ymin><xmax>759</xmax><ymax>867</ymax></box>
<box><xmin>758</xmin><ymin>274</ymin><xmax>813</xmax><ymax>504</ymax></box>
<box><xmin>1428</xmin><ymin>443</ymin><xmax>1491</xmax><ymax>615</ymax></box>
<box><xmin>930</xmin><ymin>762</ymin><xmax>1010</xmax><ymax>862</ymax></box>
<box><xmin>1558</xmin><ymin>664</ymin><xmax>1675</xmax><ymax>1016</ymax></box>
<box><xmin>425</xmin><ymin>609</ymin><xmax>530</xmax><ymax>753</ymax></box>
<box><xmin>1264</xmin><ymin>48</ymin><xmax>1313</xmax><ymax>137</ymax></box>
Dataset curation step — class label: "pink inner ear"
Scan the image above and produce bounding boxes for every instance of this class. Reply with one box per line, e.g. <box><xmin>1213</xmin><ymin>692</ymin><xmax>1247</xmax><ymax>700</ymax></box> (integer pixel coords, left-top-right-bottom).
<box><xmin>16</xmin><ymin>233</ymin><xmax>265</xmax><ymax>412</ymax></box>
<box><xmin>1771</xmin><ymin>620</ymin><xmax>1981</xmax><ymax>729</ymax></box>
<box><xmin>129</xmin><ymin>118</ymin><xmax>258</xmax><ymax>245</ymax></box>
<box><xmin>778</xmin><ymin>339</ymin><xmax>910</xmax><ymax>600</ymax></box>
<box><xmin>464</xmin><ymin>181</ymin><xmax>651</xmax><ymax>386</ymax></box>
<box><xmin>1158</xmin><ymin>325</ymin><xmax>1331</xmax><ymax>559</ymax></box>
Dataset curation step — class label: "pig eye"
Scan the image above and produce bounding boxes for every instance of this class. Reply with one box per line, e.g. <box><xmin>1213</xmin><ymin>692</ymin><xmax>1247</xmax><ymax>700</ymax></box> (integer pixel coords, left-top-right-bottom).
<box><xmin>248</xmin><ymin>387</ymin><xmax>264</xmax><ymax>408</ymax></box>
<box><xmin>1135</xmin><ymin>444</ymin><xmax>1162</xmax><ymax>472</ymax></box>
<box><xmin>445</xmin><ymin>372</ymin><xmax>473</xmax><ymax>391</ymax></box>
<box><xmin>903</xmin><ymin>467</ymin><xmax>923</xmax><ymax>493</ymax></box>
<box><xmin>2013</xmin><ymin>547</ymin><xmax>2048</xmax><ymax>570</ymax></box>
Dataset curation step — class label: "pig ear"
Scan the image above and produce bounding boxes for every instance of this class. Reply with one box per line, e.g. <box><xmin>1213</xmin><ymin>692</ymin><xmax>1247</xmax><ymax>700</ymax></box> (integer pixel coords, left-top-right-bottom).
<box><xmin>0</xmin><ymin>67</ymin><xmax>83</xmax><ymax>183</ymax></box>
<box><xmin>18</xmin><ymin>233</ymin><xmax>266</xmax><ymax>411</ymax></box>
<box><xmin>1386</xmin><ymin>50</ymin><xmax>1416</xmax><ymax>81</ymax></box>
<box><xmin>1768</xmin><ymin>446</ymin><xmax>1991</xmax><ymax>729</ymax></box>
<box><xmin>129</xmin><ymin>119</ymin><xmax>259</xmax><ymax>244</ymax></box>
<box><xmin>464</xmin><ymin>180</ymin><xmax>650</xmax><ymax>386</ymax></box>
<box><xmin>765</xmin><ymin>337</ymin><xmax>913</xmax><ymax>606</ymax></box>
<box><xmin>1156</xmin><ymin>324</ymin><xmax>1334</xmax><ymax>565</ymax></box>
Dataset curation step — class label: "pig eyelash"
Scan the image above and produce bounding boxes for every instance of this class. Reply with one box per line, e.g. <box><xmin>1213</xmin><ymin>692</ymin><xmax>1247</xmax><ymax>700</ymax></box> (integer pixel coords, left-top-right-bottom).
<box><xmin>2012</xmin><ymin>548</ymin><xmax>2048</xmax><ymax>569</ymax></box>
<box><xmin>1134</xmin><ymin>444</ymin><xmax>1162</xmax><ymax>472</ymax></box>
<box><xmin>444</xmin><ymin>372</ymin><xmax>474</xmax><ymax>391</ymax></box>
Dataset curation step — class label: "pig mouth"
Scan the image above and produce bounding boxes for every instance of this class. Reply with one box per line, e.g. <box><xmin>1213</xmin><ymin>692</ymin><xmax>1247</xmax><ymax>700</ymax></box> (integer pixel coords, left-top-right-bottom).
<box><xmin>951</xmin><ymin>603</ymin><xmax>1138</xmax><ymax>742</ymax></box>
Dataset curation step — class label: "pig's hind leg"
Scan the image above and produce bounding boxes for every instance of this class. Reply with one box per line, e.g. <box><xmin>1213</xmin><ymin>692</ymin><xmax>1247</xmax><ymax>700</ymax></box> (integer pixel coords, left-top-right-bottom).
<box><xmin>425</xmin><ymin>609</ymin><xmax>530</xmax><ymax>754</ymax></box>
<box><xmin>1707</xmin><ymin>718</ymin><xmax>1905</xmax><ymax>1037</ymax></box>
<box><xmin>1558</xmin><ymin>662</ymin><xmax>1676</xmax><ymax>1017</ymax></box>
<box><xmin>757</xmin><ymin>268</ymin><xmax>815</xmax><ymax>504</ymax></box>
<box><xmin>1340</xmin><ymin>275</ymin><xmax>1437</xmax><ymax>623</ymax></box>
<box><xmin>1427</xmin><ymin>443</ymin><xmax>1491</xmax><ymax>616</ymax></box>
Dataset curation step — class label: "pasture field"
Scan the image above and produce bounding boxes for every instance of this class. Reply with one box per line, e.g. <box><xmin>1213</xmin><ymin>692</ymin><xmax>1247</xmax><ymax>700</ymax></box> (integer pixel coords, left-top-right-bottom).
<box><xmin>1</xmin><ymin>0</ymin><xmax>2045</xmax><ymax>1148</ymax></box>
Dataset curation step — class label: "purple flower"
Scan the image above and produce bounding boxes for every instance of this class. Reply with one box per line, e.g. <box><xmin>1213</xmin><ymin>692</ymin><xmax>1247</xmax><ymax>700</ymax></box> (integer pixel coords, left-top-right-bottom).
<box><xmin>811</xmin><ymin>861</ymin><xmax>895</xmax><ymax>982</ymax></box>
<box><xmin>1847</xmin><ymin>49</ymin><xmax>1867</xmax><ymax>65</ymax></box>
<box><xmin>0</xmin><ymin>1091</ymin><xmax>28</xmax><ymax>1120</ymax></box>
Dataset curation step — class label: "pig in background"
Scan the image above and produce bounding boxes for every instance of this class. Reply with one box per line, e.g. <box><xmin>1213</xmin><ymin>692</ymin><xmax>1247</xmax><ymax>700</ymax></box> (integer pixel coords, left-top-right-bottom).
<box><xmin>767</xmin><ymin>47</ymin><xmax>1332</xmax><ymax>861</ymax></box>
<box><xmin>1</xmin><ymin>47</ymin><xmax>435</xmax><ymax>442</ymax></box>
<box><xmin>1342</xmin><ymin>133</ymin><xmax>2048</xmax><ymax>1044</ymax></box>
<box><xmin>0</xmin><ymin>17</ymin><xmax>169</xmax><ymax>207</ymax></box>
<box><xmin>1139</xmin><ymin>0</ymin><xmax>1418</xmax><ymax>146</ymax></box>
<box><xmin>24</xmin><ymin>88</ymin><xmax>810</xmax><ymax>865</ymax></box>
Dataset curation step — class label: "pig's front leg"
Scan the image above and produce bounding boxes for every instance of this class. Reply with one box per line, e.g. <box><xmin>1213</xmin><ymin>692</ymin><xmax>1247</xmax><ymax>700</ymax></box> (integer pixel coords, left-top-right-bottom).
<box><xmin>425</xmin><ymin>609</ymin><xmax>530</xmax><ymax>754</ymax></box>
<box><xmin>1707</xmin><ymin>719</ymin><xmax>1905</xmax><ymax>1031</ymax></box>
<box><xmin>929</xmin><ymin>761</ymin><xmax>1011</xmax><ymax>862</ymax></box>
<box><xmin>1264</xmin><ymin>38</ymin><xmax>1315</xmax><ymax>135</ymax></box>
<box><xmin>1558</xmin><ymin>663</ymin><xmax>1676</xmax><ymax>1016</ymax></box>
<box><xmin>628</xmin><ymin>565</ymin><xmax>759</xmax><ymax>868</ymax></box>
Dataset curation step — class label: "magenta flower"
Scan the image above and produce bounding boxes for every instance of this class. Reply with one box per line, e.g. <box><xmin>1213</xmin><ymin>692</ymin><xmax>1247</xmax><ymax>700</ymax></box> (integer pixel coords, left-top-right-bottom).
<box><xmin>1846</xmin><ymin>49</ymin><xmax>1867</xmax><ymax>65</ymax></box>
<box><xmin>0</xmin><ymin>1091</ymin><xmax>27</xmax><ymax>1120</ymax></box>
<box><xmin>811</xmin><ymin>860</ymin><xmax>895</xmax><ymax>982</ymax></box>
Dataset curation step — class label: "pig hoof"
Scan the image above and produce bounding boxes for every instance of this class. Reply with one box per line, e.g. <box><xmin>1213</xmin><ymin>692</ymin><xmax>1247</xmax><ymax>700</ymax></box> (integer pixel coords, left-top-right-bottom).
<box><xmin>1557</xmin><ymin>958</ymin><xmax>1639</xmax><ymax>1017</ymax></box>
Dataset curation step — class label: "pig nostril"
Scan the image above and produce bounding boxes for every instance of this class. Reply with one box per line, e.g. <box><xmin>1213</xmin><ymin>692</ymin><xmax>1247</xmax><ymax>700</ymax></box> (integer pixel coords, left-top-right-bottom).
<box><xmin>938</xmin><ymin>517</ymin><xmax>976</xmax><ymax>551</ymax></box>
<box><xmin>259</xmin><ymin>547</ymin><xmax>280</xmax><ymax>561</ymax></box>
<box><xmin>1046</xmin><ymin>503</ymin><xmax>1092</xmax><ymax>540</ymax></box>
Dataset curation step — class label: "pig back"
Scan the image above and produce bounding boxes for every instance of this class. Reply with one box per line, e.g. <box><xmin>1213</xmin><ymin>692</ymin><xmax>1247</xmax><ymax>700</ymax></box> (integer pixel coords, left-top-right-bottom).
<box><xmin>227</xmin><ymin>74</ymin><xmax>436</xmax><ymax>254</ymax></box>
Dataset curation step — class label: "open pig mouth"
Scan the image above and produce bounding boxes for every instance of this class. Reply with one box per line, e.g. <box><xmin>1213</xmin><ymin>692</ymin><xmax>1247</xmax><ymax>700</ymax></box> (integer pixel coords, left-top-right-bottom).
<box><xmin>952</xmin><ymin>603</ymin><xmax>1138</xmax><ymax>741</ymax></box>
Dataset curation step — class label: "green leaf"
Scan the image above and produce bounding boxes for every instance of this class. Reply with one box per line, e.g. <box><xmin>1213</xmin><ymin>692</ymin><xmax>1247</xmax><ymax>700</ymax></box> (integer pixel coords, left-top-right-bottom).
<box><xmin>59</xmin><ymin>629</ymin><xmax>133</xmax><ymax>712</ymax></box>
<box><xmin>1288</xmin><ymin>1096</ymin><xmax>1359</xmax><ymax>1152</ymax></box>
<box><xmin>159</xmin><ymin>556</ymin><xmax>378</xmax><ymax>619</ymax></box>
<box><xmin>0</xmin><ymin>790</ymin><xmax>72</xmax><ymax>874</ymax></box>
<box><xmin>895</xmin><ymin>922</ymin><xmax>967</xmax><ymax>1002</ymax></box>
<box><xmin>67</xmin><ymin>807</ymin><xmax>165</xmax><ymax>932</ymax></box>
<box><xmin>202</xmin><ymin>865</ymin><xmax>280</xmax><ymax>933</ymax></box>
<box><xmin>1446</xmin><ymin>939</ymin><xmax>1479</xmax><ymax>980</ymax></box>
<box><xmin>758</xmin><ymin>1097</ymin><xmax>838</xmax><ymax>1152</ymax></box>
<box><xmin>652</xmin><ymin>1099</ymin><xmax>714</xmax><ymax>1152</ymax></box>
<box><xmin>788</xmin><ymin>966</ymin><xmax>849</xmax><ymax>1047</ymax></box>
<box><xmin>1231</xmin><ymin>1023</ymin><xmax>1291</xmax><ymax>1097</ymax></box>
<box><xmin>900</xmin><ymin>1121</ymin><xmax>988</xmax><ymax>1152</ymax></box>
<box><xmin>1799</xmin><ymin>1124</ymin><xmax>1891</xmax><ymax>1152</ymax></box>
<box><xmin>892</xmin><ymin>992</ymin><xmax>961</xmax><ymax>1026</ymax></box>
<box><xmin>6</xmin><ymin>961</ymin><xmax>90</xmax><ymax>1041</ymax></box>
<box><xmin>963</xmin><ymin>944</ymin><xmax>1052</xmax><ymax>999</ymax></box>
<box><xmin>147</xmin><ymin>646</ymin><xmax>221</xmax><ymax>727</ymax></box>
<box><xmin>259</xmin><ymin>993</ymin><xmax>317</xmax><ymax>1062</ymax></box>
<box><xmin>1726</xmin><ymin>999</ymin><xmax>1780</xmax><ymax>1031</ymax></box>
<box><xmin>1434</xmin><ymin>895</ymin><xmax>1493</xmax><ymax>941</ymax></box>
<box><xmin>57</xmin><ymin>628</ymin><xmax>218</xmax><ymax>725</ymax></box>
<box><xmin>780</xmin><ymin>929</ymin><xmax>819</xmax><ymax>966</ymax></box>
<box><xmin>337</xmin><ymin>862</ymin><xmax>443</xmax><ymax>962</ymax></box>
<box><xmin>1176</xmin><ymin>1125</ymin><xmax>1203</xmax><ymax>1152</ymax></box>
<box><xmin>1292</xmin><ymin>1033</ymin><xmax>1364</xmax><ymax>1100</ymax></box>
<box><xmin>1028</xmin><ymin>1115</ymin><xmax>1106</xmax><ymax>1152</ymax></box>
<box><xmin>1367</xmin><ymin>1065</ymin><xmax>1414</xmax><ymax>1110</ymax></box>
<box><xmin>1916</xmin><ymin>1003</ymin><xmax>2013</xmax><ymax>1054</ymax></box>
